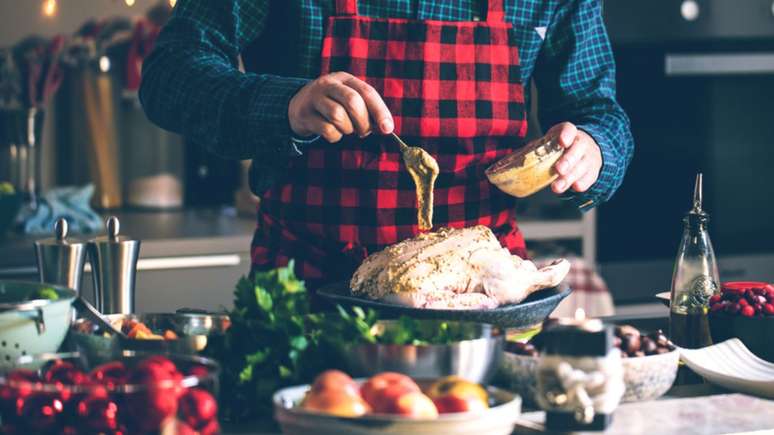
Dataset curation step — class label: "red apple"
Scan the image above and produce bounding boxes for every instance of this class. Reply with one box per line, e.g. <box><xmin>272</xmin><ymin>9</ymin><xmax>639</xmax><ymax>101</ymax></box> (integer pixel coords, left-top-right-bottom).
<box><xmin>360</xmin><ymin>372</ymin><xmax>419</xmax><ymax>407</ymax></box>
<box><xmin>310</xmin><ymin>370</ymin><xmax>359</xmax><ymax>398</ymax></box>
<box><xmin>392</xmin><ymin>391</ymin><xmax>439</xmax><ymax>418</ymax></box>
<box><xmin>432</xmin><ymin>394</ymin><xmax>488</xmax><ymax>414</ymax></box>
<box><xmin>302</xmin><ymin>390</ymin><xmax>371</xmax><ymax>417</ymax></box>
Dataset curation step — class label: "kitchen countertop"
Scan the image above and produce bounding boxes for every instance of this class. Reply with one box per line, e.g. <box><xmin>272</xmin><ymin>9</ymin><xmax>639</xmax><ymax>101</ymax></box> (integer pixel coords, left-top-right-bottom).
<box><xmin>220</xmin><ymin>384</ymin><xmax>772</xmax><ymax>435</ymax></box>
<box><xmin>0</xmin><ymin>207</ymin><xmax>255</xmax><ymax>272</ymax></box>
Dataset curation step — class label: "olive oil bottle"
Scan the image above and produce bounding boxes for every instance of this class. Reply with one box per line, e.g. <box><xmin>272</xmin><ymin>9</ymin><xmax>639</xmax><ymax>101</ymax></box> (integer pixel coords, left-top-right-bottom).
<box><xmin>669</xmin><ymin>174</ymin><xmax>719</xmax><ymax>349</ymax></box>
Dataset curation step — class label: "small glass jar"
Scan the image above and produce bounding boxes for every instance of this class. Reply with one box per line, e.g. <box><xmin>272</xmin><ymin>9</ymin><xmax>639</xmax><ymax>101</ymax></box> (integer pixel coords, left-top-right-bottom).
<box><xmin>535</xmin><ymin>318</ymin><xmax>624</xmax><ymax>431</ymax></box>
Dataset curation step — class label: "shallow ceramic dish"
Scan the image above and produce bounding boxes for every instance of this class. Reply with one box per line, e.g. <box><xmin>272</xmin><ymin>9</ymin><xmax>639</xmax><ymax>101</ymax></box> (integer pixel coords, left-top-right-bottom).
<box><xmin>485</xmin><ymin>135</ymin><xmax>564</xmax><ymax>198</ymax></box>
<box><xmin>318</xmin><ymin>283</ymin><xmax>571</xmax><ymax>329</ymax></box>
<box><xmin>337</xmin><ymin>320</ymin><xmax>502</xmax><ymax>383</ymax></box>
<box><xmin>273</xmin><ymin>382</ymin><xmax>521</xmax><ymax>435</ymax></box>
<box><xmin>680</xmin><ymin>338</ymin><xmax>774</xmax><ymax>399</ymax></box>
<box><xmin>497</xmin><ymin>349</ymin><xmax>679</xmax><ymax>405</ymax></box>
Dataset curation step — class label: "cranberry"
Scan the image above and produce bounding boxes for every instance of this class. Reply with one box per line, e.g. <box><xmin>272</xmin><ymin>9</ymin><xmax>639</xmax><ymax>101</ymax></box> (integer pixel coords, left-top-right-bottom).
<box><xmin>721</xmin><ymin>292</ymin><xmax>739</xmax><ymax>302</ymax></box>
<box><xmin>90</xmin><ymin>361</ymin><xmax>127</xmax><ymax>389</ymax></box>
<box><xmin>741</xmin><ymin>305</ymin><xmax>756</xmax><ymax>317</ymax></box>
<box><xmin>179</xmin><ymin>388</ymin><xmax>218</xmax><ymax>430</ymax></box>
<box><xmin>710</xmin><ymin>303</ymin><xmax>724</xmax><ymax>313</ymax></box>
<box><xmin>17</xmin><ymin>392</ymin><xmax>64</xmax><ymax>432</ymax></box>
<box><xmin>76</xmin><ymin>395</ymin><xmax>120</xmax><ymax>432</ymax></box>
<box><xmin>725</xmin><ymin>303</ymin><xmax>740</xmax><ymax>315</ymax></box>
<box><xmin>764</xmin><ymin>304</ymin><xmax>774</xmax><ymax>316</ymax></box>
<box><xmin>739</xmin><ymin>298</ymin><xmax>750</xmax><ymax>307</ymax></box>
<box><xmin>709</xmin><ymin>294</ymin><xmax>722</xmax><ymax>305</ymax></box>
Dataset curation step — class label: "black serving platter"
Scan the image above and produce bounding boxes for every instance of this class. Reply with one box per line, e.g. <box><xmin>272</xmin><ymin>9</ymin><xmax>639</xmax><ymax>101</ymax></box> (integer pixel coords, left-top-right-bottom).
<box><xmin>317</xmin><ymin>282</ymin><xmax>572</xmax><ymax>329</ymax></box>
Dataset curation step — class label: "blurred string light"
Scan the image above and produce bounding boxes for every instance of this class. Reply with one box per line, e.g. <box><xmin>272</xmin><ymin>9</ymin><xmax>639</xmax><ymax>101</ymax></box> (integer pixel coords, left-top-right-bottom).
<box><xmin>42</xmin><ymin>0</ymin><xmax>57</xmax><ymax>17</ymax></box>
<box><xmin>42</xmin><ymin>0</ymin><xmax>177</xmax><ymax>17</ymax></box>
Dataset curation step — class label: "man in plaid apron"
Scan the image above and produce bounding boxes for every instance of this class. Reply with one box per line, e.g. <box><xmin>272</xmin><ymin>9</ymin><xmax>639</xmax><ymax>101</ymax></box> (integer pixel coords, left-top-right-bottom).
<box><xmin>140</xmin><ymin>1</ymin><xmax>634</xmax><ymax>292</ymax></box>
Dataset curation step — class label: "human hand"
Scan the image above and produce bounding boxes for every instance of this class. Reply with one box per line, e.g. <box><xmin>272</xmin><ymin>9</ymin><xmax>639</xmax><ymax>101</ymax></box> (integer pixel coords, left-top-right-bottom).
<box><xmin>548</xmin><ymin>122</ymin><xmax>602</xmax><ymax>194</ymax></box>
<box><xmin>288</xmin><ymin>71</ymin><xmax>394</xmax><ymax>143</ymax></box>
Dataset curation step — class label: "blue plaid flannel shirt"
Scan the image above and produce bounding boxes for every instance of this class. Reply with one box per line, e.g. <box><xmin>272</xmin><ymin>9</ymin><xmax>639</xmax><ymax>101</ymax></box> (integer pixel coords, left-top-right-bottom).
<box><xmin>140</xmin><ymin>0</ymin><xmax>634</xmax><ymax>210</ymax></box>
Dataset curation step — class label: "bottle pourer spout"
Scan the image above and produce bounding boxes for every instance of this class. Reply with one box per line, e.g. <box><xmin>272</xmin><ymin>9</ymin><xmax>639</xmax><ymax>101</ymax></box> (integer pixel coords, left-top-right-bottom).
<box><xmin>691</xmin><ymin>173</ymin><xmax>704</xmax><ymax>215</ymax></box>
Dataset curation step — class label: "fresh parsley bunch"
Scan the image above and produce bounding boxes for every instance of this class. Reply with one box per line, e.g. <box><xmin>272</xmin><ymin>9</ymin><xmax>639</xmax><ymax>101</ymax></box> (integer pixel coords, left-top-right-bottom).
<box><xmin>215</xmin><ymin>261</ymin><xmax>376</xmax><ymax>422</ymax></box>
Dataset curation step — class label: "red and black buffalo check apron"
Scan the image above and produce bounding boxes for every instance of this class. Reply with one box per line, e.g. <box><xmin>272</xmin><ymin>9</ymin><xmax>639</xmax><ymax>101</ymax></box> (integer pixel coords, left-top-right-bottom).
<box><xmin>252</xmin><ymin>0</ymin><xmax>530</xmax><ymax>290</ymax></box>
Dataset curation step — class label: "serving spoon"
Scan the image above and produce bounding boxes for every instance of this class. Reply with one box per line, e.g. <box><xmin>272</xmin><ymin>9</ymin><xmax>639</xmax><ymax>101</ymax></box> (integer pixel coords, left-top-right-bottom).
<box><xmin>391</xmin><ymin>132</ymin><xmax>439</xmax><ymax>231</ymax></box>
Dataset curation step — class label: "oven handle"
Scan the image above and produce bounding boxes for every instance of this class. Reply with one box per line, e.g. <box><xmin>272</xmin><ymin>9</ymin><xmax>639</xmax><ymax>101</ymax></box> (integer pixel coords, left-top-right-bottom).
<box><xmin>665</xmin><ymin>53</ymin><xmax>774</xmax><ymax>76</ymax></box>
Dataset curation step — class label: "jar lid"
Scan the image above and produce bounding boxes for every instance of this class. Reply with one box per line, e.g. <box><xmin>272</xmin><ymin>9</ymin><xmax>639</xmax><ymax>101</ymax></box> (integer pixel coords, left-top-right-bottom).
<box><xmin>540</xmin><ymin>323</ymin><xmax>615</xmax><ymax>357</ymax></box>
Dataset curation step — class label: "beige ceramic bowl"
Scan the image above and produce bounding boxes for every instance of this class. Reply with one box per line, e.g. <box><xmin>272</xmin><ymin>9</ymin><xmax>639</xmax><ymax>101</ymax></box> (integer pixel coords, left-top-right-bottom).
<box><xmin>497</xmin><ymin>349</ymin><xmax>680</xmax><ymax>405</ymax></box>
<box><xmin>485</xmin><ymin>135</ymin><xmax>564</xmax><ymax>198</ymax></box>
<box><xmin>274</xmin><ymin>382</ymin><xmax>521</xmax><ymax>435</ymax></box>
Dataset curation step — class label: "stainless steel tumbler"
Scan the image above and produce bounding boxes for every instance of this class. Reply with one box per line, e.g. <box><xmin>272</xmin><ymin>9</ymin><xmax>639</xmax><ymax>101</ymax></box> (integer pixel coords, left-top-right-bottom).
<box><xmin>34</xmin><ymin>218</ymin><xmax>87</xmax><ymax>291</ymax></box>
<box><xmin>88</xmin><ymin>216</ymin><xmax>140</xmax><ymax>314</ymax></box>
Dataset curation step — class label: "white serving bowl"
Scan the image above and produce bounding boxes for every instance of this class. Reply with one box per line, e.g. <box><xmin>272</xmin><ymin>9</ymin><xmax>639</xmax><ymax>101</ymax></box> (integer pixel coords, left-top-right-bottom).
<box><xmin>273</xmin><ymin>382</ymin><xmax>521</xmax><ymax>435</ymax></box>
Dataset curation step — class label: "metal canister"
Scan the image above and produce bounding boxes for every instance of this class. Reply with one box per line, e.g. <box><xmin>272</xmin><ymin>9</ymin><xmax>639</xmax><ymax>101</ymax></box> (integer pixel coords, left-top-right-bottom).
<box><xmin>88</xmin><ymin>216</ymin><xmax>140</xmax><ymax>314</ymax></box>
<box><xmin>33</xmin><ymin>218</ymin><xmax>87</xmax><ymax>291</ymax></box>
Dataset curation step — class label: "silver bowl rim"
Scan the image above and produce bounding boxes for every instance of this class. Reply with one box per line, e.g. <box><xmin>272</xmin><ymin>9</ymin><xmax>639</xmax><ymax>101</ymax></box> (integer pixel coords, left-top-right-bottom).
<box><xmin>346</xmin><ymin>319</ymin><xmax>503</xmax><ymax>350</ymax></box>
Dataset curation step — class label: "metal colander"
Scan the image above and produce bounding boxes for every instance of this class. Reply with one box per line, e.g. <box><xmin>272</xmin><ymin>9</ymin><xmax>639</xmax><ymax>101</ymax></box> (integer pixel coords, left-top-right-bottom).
<box><xmin>0</xmin><ymin>281</ymin><xmax>76</xmax><ymax>371</ymax></box>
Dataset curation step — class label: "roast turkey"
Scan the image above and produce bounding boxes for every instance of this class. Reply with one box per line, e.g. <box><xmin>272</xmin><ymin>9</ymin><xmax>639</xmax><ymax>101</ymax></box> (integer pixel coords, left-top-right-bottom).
<box><xmin>350</xmin><ymin>226</ymin><xmax>570</xmax><ymax>309</ymax></box>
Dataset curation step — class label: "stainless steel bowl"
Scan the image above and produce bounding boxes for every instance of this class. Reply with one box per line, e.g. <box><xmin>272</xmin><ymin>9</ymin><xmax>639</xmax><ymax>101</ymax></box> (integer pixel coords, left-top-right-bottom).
<box><xmin>337</xmin><ymin>320</ymin><xmax>503</xmax><ymax>383</ymax></box>
<box><xmin>67</xmin><ymin>312</ymin><xmax>230</xmax><ymax>364</ymax></box>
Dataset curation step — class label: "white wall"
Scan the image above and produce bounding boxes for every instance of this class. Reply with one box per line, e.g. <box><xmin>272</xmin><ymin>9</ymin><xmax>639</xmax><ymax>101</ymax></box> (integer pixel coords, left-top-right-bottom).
<box><xmin>0</xmin><ymin>0</ymin><xmax>159</xmax><ymax>47</ymax></box>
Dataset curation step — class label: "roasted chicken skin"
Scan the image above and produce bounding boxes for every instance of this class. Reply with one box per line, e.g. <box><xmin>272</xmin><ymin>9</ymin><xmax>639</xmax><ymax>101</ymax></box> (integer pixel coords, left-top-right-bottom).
<box><xmin>350</xmin><ymin>226</ymin><xmax>570</xmax><ymax>309</ymax></box>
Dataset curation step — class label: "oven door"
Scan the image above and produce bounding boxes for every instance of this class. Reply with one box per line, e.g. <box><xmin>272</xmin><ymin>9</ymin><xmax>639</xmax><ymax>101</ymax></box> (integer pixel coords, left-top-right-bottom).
<box><xmin>599</xmin><ymin>1</ymin><xmax>774</xmax><ymax>303</ymax></box>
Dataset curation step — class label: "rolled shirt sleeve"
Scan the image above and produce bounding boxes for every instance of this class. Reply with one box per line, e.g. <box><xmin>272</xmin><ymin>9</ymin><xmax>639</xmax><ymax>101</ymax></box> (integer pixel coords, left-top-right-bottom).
<box><xmin>139</xmin><ymin>0</ymin><xmax>309</xmax><ymax>162</ymax></box>
<box><xmin>533</xmin><ymin>0</ymin><xmax>634</xmax><ymax>211</ymax></box>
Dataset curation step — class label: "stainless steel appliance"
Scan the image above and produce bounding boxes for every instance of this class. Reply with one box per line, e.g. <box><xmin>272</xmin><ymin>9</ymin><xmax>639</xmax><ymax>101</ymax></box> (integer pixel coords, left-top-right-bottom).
<box><xmin>600</xmin><ymin>0</ymin><xmax>774</xmax><ymax>303</ymax></box>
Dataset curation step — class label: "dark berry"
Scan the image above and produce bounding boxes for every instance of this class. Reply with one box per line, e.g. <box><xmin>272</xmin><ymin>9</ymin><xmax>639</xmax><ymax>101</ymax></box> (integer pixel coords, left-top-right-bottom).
<box><xmin>725</xmin><ymin>303</ymin><xmax>740</xmax><ymax>315</ymax></box>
